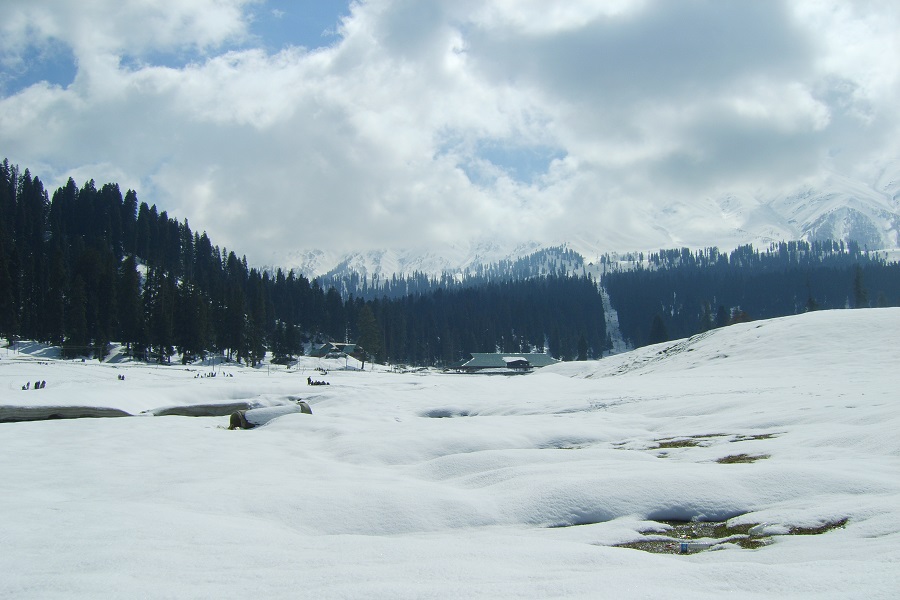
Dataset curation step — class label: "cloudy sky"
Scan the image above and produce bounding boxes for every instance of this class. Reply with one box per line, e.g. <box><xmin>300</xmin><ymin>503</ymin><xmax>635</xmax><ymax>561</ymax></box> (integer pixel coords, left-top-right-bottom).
<box><xmin>2</xmin><ymin>0</ymin><xmax>899</xmax><ymax>267</ymax></box>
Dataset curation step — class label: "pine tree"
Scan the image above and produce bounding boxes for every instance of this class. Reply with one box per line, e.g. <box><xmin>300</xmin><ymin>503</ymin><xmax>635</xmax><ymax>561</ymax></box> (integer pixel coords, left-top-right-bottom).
<box><xmin>176</xmin><ymin>281</ymin><xmax>208</xmax><ymax>364</ymax></box>
<box><xmin>93</xmin><ymin>250</ymin><xmax>118</xmax><ymax>360</ymax></box>
<box><xmin>270</xmin><ymin>321</ymin><xmax>289</xmax><ymax>364</ymax></box>
<box><xmin>63</xmin><ymin>276</ymin><xmax>88</xmax><ymax>359</ymax></box>
<box><xmin>117</xmin><ymin>255</ymin><xmax>143</xmax><ymax>354</ymax></box>
<box><xmin>4</xmin><ymin>246</ymin><xmax>22</xmax><ymax>342</ymax></box>
<box><xmin>805</xmin><ymin>280</ymin><xmax>819</xmax><ymax>312</ymax></box>
<box><xmin>135</xmin><ymin>202</ymin><xmax>153</xmax><ymax>261</ymax></box>
<box><xmin>853</xmin><ymin>265</ymin><xmax>869</xmax><ymax>308</ymax></box>
<box><xmin>648</xmin><ymin>313</ymin><xmax>668</xmax><ymax>345</ymax></box>
<box><xmin>356</xmin><ymin>304</ymin><xmax>383</xmax><ymax>366</ymax></box>
<box><xmin>247</xmin><ymin>272</ymin><xmax>267</xmax><ymax>366</ymax></box>
<box><xmin>715</xmin><ymin>305</ymin><xmax>729</xmax><ymax>328</ymax></box>
<box><xmin>324</xmin><ymin>287</ymin><xmax>344</xmax><ymax>341</ymax></box>
<box><xmin>44</xmin><ymin>248</ymin><xmax>66</xmax><ymax>344</ymax></box>
<box><xmin>0</xmin><ymin>242</ymin><xmax>17</xmax><ymax>340</ymax></box>
<box><xmin>577</xmin><ymin>334</ymin><xmax>588</xmax><ymax>361</ymax></box>
<box><xmin>121</xmin><ymin>190</ymin><xmax>138</xmax><ymax>255</ymax></box>
<box><xmin>144</xmin><ymin>267</ymin><xmax>175</xmax><ymax>363</ymax></box>
<box><xmin>699</xmin><ymin>302</ymin><xmax>713</xmax><ymax>331</ymax></box>
<box><xmin>223</xmin><ymin>282</ymin><xmax>246</xmax><ymax>362</ymax></box>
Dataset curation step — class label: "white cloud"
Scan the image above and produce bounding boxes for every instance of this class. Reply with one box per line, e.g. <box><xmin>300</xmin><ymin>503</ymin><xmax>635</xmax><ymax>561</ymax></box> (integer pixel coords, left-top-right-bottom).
<box><xmin>0</xmin><ymin>0</ymin><xmax>252</xmax><ymax>58</ymax></box>
<box><xmin>1</xmin><ymin>0</ymin><xmax>899</xmax><ymax>267</ymax></box>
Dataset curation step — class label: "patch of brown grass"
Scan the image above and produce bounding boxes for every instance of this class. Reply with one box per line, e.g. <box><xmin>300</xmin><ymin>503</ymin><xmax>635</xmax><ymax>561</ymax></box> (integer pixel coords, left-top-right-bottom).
<box><xmin>715</xmin><ymin>453</ymin><xmax>770</xmax><ymax>464</ymax></box>
<box><xmin>613</xmin><ymin>515</ymin><xmax>847</xmax><ymax>555</ymax></box>
<box><xmin>790</xmin><ymin>518</ymin><xmax>848</xmax><ymax>535</ymax></box>
<box><xmin>655</xmin><ymin>438</ymin><xmax>700</xmax><ymax>449</ymax></box>
<box><xmin>731</xmin><ymin>433</ymin><xmax>780</xmax><ymax>442</ymax></box>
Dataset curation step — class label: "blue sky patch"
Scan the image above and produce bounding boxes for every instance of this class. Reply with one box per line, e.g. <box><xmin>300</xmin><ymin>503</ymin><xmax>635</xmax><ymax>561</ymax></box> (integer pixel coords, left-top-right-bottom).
<box><xmin>0</xmin><ymin>0</ymin><xmax>352</xmax><ymax>97</ymax></box>
<box><xmin>437</xmin><ymin>135</ymin><xmax>567</xmax><ymax>187</ymax></box>
<box><xmin>249</xmin><ymin>0</ymin><xmax>351</xmax><ymax>52</ymax></box>
<box><xmin>474</xmin><ymin>141</ymin><xmax>566</xmax><ymax>185</ymax></box>
<box><xmin>1</xmin><ymin>39</ymin><xmax>77</xmax><ymax>96</ymax></box>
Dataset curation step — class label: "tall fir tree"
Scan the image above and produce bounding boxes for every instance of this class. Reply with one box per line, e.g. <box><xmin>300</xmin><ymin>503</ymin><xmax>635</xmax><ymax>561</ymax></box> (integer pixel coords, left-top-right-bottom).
<box><xmin>648</xmin><ymin>313</ymin><xmax>669</xmax><ymax>345</ymax></box>
<box><xmin>63</xmin><ymin>275</ymin><xmax>88</xmax><ymax>358</ymax></box>
<box><xmin>117</xmin><ymin>255</ymin><xmax>144</xmax><ymax>354</ymax></box>
<box><xmin>853</xmin><ymin>265</ymin><xmax>869</xmax><ymax>308</ymax></box>
<box><xmin>356</xmin><ymin>304</ymin><xmax>383</xmax><ymax>366</ymax></box>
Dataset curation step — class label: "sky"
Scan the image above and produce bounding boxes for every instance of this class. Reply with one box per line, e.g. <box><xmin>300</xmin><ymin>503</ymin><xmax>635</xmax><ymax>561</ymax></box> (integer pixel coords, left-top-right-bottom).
<box><xmin>2</xmin><ymin>0</ymin><xmax>899</xmax><ymax>268</ymax></box>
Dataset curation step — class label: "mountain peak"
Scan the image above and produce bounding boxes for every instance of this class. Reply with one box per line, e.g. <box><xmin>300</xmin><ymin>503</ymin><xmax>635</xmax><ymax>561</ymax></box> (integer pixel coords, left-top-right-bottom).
<box><xmin>285</xmin><ymin>162</ymin><xmax>900</xmax><ymax>279</ymax></box>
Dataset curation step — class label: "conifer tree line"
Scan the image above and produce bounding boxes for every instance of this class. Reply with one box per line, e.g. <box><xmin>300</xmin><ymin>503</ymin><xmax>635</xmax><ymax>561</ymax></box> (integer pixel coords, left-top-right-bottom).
<box><xmin>604</xmin><ymin>241</ymin><xmax>900</xmax><ymax>348</ymax></box>
<box><xmin>367</xmin><ymin>275</ymin><xmax>608</xmax><ymax>365</ymax></box>
<box><xmin>0</xmin><ymin>160</ymin><xmax>606</xmax><ymax>365</ymax></box>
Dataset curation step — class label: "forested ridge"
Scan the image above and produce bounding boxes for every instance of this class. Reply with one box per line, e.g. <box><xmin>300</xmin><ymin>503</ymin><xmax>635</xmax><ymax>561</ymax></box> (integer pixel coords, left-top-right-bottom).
<box><xmin>0</xmin><ymin>160</ymin><xmax>606</xmax><ymax>366</ymax></box>
<box><xmin>3</xmin><ymin>159</ymin><xmax>896</xmax><ymax>367</ymax></box>
<box><xmin>604</xmin><ymin>241</ymin><xmax>900</xmax><ymax>348</ymax></box>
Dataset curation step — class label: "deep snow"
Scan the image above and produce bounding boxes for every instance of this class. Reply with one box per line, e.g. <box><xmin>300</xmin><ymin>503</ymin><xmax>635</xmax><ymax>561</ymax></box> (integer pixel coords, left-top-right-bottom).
<box><xmin>1</xmin><ymin>308</ymin><xmax>898</xmax><ymax>598</ymax></box>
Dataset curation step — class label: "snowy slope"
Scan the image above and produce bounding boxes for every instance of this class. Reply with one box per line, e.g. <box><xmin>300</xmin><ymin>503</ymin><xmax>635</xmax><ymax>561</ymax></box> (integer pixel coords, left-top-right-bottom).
<box><xmin>1</xmin><ymin>308</ymin><xmax>898</xmax><ymax>598</ymax></box>
<box><xmin>283</xmin><ymin>239</ymin><xmax>549</xmax><ymax>280</ymax></box>
<box><xmin>764</xmin><ymin>169</ymin><xmax>900</xmax><ymax>249</ymax></box>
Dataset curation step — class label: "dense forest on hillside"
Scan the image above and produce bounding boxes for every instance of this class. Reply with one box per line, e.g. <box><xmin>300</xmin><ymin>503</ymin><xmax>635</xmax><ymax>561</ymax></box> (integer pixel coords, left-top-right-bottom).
<box><xmin>3</xmin><ymin>159</ymin><xmax>895</xmax><ymax>366</ymax></box>
<box><xmin>369</xmin><ymin>274</ymin><xmax>607</xmax><ymax>365</ymax></box>
<box><xmin>605</xmin><ymin>242</ymin><xmax>900</xmax><ymax>347</ymax></box>
<box><xmin>0</xmin><ymin>160</ymin><xmax>605</xmax><ymax>366</ymax></box>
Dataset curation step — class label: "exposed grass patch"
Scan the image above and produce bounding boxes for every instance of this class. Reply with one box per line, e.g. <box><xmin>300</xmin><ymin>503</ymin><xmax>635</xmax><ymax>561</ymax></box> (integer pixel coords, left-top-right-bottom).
<box><xmin>614</xmin><ymin>519</ymin><xmax>770</xmax><ymax>553</ymax></box>
<box><xmin>611</xmin><ymin>433</ymin><xmax>781</xmax><ymax>450</ymax></box>
<box><xmin>613</xmin><ymin>516</ymin><xmax>847</xmax><ymax>555</ymax></box>
<box><xmin>716</xmin><ymin>453</ymin><xmax>770</xmax><ymax>464</ymax></box>
<box><xmin>790</xmin><ymin>518</ymin><xmax>848</xmax><ymax>535</ymax></box>
<box><xmin>731</xmin><ymin>433</ymin><xmax>780</xmax><ymax>442</ymax></box>
<box><xmin>655</xmin><ymin>438</ymin><xmax>700</xmax><ymax>449</ymax></box>
<box><xmin>615</xmin><ymin>540</ymin><xmax>685</xmax><ymax>554</ymax></box>
<box><xmin>542</xmin><ymin>442</ymin><xmax>588</xmax><ymax>450</ymax></box>
<box><xmin>421</xmin><ymin>409</ymin><xmax>471</xmax><ymax>418</ymax></box>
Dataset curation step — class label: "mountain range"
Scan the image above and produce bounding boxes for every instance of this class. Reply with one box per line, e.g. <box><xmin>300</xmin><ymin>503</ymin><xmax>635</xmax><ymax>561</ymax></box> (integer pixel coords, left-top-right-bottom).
<box><xmin>283</xmin><ymin>160</ymin><xmax>900</xmax><ymax>279</ymax></box>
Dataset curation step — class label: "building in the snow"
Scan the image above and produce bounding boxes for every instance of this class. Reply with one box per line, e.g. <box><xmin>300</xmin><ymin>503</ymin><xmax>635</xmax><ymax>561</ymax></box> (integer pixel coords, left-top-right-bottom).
<box><xmin>453</xmin><ymin>352</ymin><xmax>560</xmax><ymax>373</ymax></box>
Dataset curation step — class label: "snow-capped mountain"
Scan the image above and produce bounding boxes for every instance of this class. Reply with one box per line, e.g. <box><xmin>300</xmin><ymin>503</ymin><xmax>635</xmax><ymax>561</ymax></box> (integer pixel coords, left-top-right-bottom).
<box><xmin>768</xmin><ymin>164</ymin><xmax>900</xmax><ymax>249</ymax></box>
<box><xmin>285</xmin><ymin>240</ymin><xmax>549</xmax><ymax>280</ymax></box>
<box><xmin>287</xmin><ymin>161</ymin><xmax>900</xmax><ymax>279</ymax></box>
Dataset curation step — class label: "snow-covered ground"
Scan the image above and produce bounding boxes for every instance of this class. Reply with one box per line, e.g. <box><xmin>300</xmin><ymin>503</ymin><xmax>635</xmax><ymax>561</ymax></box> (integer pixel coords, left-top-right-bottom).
<box><xmin>2</xmin><ymin>309</ymin><xmax>898</xmax><ymax>598</ymax></box>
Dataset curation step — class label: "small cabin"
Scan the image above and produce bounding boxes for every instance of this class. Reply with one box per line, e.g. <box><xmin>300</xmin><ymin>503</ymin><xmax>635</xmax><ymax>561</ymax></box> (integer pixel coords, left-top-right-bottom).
<box><xmin>309</xmin><ymin>342</ymin><xmax>363</xmax><ymax>359</ymax></box>
<box><xmin>455</xmin><ymin>352</ymin><xmax>560</xmax><ymax>373</ymax></box>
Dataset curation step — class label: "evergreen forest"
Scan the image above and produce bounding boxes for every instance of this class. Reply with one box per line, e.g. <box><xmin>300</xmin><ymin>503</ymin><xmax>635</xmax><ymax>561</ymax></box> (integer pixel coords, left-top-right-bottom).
<box><xmin>604</xmin><ymin>242</ymin><xmax>900</xmax><ymax>347</ymax></box>
<box><xmin>0</xmin><ymin>160</ymin><xmax>606</xmax><ymax>366</ymax></box>
<box><xmin>2</xmin><ymin>159</ymin><xmax>897</xmax><ymax>367</ymax></box>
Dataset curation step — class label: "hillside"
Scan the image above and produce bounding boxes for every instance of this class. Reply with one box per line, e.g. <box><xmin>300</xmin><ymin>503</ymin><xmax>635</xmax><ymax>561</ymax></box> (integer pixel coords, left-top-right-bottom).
<box><xmin>2</xmin><ymin>308</ymin><xmax>898</xmax><ymax>598</ymax></box>
<box><xmin>0</xmin><ymin>161</ymin><xmax>607</xmax><ymax>366</ymax></box>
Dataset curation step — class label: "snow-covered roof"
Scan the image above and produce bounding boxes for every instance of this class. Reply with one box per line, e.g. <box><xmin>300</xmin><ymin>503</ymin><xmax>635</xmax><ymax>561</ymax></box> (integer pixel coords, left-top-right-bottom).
<box><xmin>460</xmin><ymin>352</ymin><xmax>560</xmax><ymax>370</ymax></box>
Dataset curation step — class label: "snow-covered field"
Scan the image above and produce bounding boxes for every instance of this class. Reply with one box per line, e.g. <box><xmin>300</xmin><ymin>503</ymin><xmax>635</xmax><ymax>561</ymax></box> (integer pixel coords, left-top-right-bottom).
<box><xmin>2</xmin><ymin>309</ymin><xmax>898</xmax><ymax>599</ymax></box>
